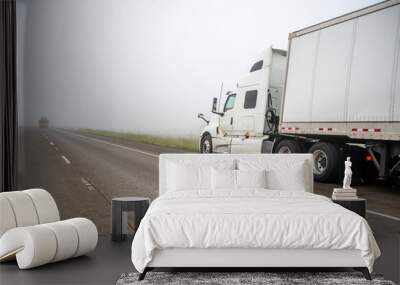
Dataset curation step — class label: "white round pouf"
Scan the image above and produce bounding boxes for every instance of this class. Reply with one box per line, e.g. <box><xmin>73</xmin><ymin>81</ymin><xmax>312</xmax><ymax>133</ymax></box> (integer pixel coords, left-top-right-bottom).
<box><xmin>0</xmin><ymin>196</ymin><xmax>17</xmax><ymax>237</ymax></box>
<box><xmin>0</xmin><ymin>218</ymin><xmax>98</xmax><ymax>269</ymax></box>
<box><xmin>42</xmin><ymin>221</ymin><xmax>79</xmax><ymax>262</ymax></box>
<box><xmin>0</xmin><ymin>226</ymin><xmax>57</xmax><ymax>269</ymax></box>
<box><xmin>64</xmin><ymin>218</ymin><xmax>98</xmax><ymax>257</ymax></box>
<box><xmin>23</xmin><ymin>189</ymin><xmax>60</xmax><ymax>223</ymax></box>
<box><xmin>0</xmin><ymin>191</ymin><xmax>39</xmax><ymax>227</ymax></box>
<box><xmin>0</xmin><ymin>189</ymin><xmax>98</xmax><ymax>269</ymax></box>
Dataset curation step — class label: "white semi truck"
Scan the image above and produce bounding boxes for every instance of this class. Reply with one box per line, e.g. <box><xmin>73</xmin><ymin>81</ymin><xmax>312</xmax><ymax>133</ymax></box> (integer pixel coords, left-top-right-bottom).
<box><xmin>198</xmin><ymin>0</ymin><xmax>400</xmax><ymax>183</ymax></box>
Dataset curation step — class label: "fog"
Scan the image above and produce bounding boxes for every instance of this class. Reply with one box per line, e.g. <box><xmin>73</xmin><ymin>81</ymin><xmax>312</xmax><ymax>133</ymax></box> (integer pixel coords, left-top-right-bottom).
<box><xmin>17</xmin><ymin>0</ymin><xmax>379</xmax><ymax>137</ymax></box>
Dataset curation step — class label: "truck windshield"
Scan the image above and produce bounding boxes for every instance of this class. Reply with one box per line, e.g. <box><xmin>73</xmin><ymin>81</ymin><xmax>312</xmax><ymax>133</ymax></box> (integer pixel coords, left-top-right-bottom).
<box><xmin>250</xmin><ymin>60</ymin><xmax>263</xmax><ymax>72</ymax></box>
<box><xmin>224</xmin><ymin>94</ymin><xmax>236</xmax><ymax>112</ymax></box>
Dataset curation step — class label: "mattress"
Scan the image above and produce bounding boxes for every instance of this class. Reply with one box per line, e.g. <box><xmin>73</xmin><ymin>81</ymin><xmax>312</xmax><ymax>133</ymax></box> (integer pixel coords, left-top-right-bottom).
<box><xmin>131</xmin><ymin>190</ymin><xmax>380</xmax><ymax>273</ymax></box>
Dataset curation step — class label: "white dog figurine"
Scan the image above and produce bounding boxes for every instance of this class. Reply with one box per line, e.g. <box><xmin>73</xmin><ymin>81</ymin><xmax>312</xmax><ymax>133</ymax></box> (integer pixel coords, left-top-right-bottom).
<box><xmin>343</xmin><ymin>157</ymin><xmax>352</xmax><ymax>189</ymax></box>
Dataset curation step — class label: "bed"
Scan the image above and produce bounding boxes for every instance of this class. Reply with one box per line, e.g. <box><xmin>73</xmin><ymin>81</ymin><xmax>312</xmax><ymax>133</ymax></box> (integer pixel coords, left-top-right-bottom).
<box><xmin>131</xmin><ymin>154</ymin><xmax>380</xmax><ymax>280</ymax></box>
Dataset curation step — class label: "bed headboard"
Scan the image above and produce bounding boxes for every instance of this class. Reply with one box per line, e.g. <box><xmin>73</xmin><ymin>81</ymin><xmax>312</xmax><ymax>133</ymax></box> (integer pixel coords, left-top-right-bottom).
<box><xmin>159</xmin><ymin>153</ymin><xmax>314</xmax><ymax>195</ymax></box>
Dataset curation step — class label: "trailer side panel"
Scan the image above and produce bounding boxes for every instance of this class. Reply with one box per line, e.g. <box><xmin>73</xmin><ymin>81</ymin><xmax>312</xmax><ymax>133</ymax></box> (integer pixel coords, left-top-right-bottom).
<box><xmin>281</xmin><ymin>2</ymin><xmax>400</xmax><ymax>141</ymax></box>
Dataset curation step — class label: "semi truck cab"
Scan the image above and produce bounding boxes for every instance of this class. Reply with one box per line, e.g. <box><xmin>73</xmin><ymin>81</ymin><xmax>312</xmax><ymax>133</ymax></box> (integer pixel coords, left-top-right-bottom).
<box><xmin>199</xmin><ymin>47</ymin><xmax>287</xmax><ymax>154</ymax></box>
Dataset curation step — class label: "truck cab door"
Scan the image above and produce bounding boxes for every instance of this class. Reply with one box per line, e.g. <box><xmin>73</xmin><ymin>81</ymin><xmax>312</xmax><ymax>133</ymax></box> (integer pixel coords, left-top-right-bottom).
<box><xmin>231</xmin><ymin>88</ymin><xmax>265</xmax><ymax>136</ymax></box>
<box><xmin>229</xmin><ymin>88</ymin><xmax>267</xmax><ymax>153</ymax></box>
<box><xmin>219</xmin><ymin>94</ymin><xmax>236</xmax><ymax>136</ymax></box>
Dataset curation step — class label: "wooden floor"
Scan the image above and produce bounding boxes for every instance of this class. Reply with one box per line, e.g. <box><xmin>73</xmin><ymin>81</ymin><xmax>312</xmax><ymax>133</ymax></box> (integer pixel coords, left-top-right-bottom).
<box><xmin>1</xmin><ymin>212</ymin><xmax>399</xmax><ymax>285</ymax></box>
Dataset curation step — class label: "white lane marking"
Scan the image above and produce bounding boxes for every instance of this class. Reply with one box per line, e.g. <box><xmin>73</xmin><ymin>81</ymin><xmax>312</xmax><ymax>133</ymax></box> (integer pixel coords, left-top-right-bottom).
<box><xmin>56</xmin><ymin>130</ymin><xmax>159</xmax><ymax>159</ymax></box>
<box><xmin>367</xmin><ymin>210</ymin><xmax>400</xmax><ymax>221</ymax></box>
<box><xmin>81</xmin><ymin>177</ymin><xmax>96</xmax><ymax>191</ymax></box>
<box><xmin>81</xmin><ymin>177</ymin><xmax>90</xmax><ymax>186</ymax></box>
<box><xmin>61</xmin><ymin>155</ymin><xmax>71</xmax><ymax>165</ymax></box>
<box><xmin>87</xmin><ymin>185</ymin><xmax>96</xmax><ymax>191</ymax></box>
<box><xmin>54</xmin><ymin>147</ymin><xmax>59</xmax><ymax>151</ymax></box>
<box><xmin>50</xmin><ymin>141</ymin><xmax>55</xmax><ymax>146</ymax></box>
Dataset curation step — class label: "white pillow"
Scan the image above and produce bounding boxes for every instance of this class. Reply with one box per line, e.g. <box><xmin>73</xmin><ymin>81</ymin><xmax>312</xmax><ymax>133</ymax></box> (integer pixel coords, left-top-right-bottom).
<box><xmin>237</xmin><ymin>158</ymin><xmax>308</xmax><ymax>191</ymax></box>
<box><xmin>236</xmin><ymin>169</ymin><xmax>267</xmax><ymax>189</ymax></box>
<box><xmin>167</xmin><ymin>162</ymin><xmax>208</xmax><ymax>191</ymax></box>
<box><xmin>265</xmin><ymin>162</ymin><xmax>307</xmax><ymax>191</ymax></box>
<box><xmin>167</xmin><ymin>160</ymin><xmax>235</xmax><ymax>191</ymax></box>
<box><xmin>211</xmin><ymin>168</ymin><xmax>236</xmax><ymax>190</ymax></box>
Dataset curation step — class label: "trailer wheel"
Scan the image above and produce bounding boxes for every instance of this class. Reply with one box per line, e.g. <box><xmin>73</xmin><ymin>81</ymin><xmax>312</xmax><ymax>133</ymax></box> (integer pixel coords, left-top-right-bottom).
<box><xmin>200</xmin><ymin>134</ymin><xmax>213</xmax><ymax>153</ymax></box>
<box><xmin>275</xmin><ymin>140</ymin><xmax>303</xmax><ymax>154</ymax></box>
<box><xmin>308</xmin><ymin>143</ymin><xmax>339</xmax><ymax>182</ymax></box>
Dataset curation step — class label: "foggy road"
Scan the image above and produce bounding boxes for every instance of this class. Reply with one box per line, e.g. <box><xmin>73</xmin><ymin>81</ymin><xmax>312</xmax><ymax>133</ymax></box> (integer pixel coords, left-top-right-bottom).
<box><xmin>18</xmin><ymin>128</ymin><xmax>400</xmax><ymax>235</ymax></box>
<box><xmin>15</xmin><ymin>127</ymin><xmax>400</xmax><ymax>284</ymax></box>
<box><xmin>18</xmin><ymin>128</ymin><xmax>188</xmax><ymax>233</ymax></box>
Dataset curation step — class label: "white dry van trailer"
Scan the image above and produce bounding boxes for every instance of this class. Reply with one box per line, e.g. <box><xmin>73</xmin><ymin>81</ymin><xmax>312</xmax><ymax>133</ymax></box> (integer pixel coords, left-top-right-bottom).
<box><xmin>198</xmin><ymin>0</ymin><xmax>400</xmax><ymax>183</ymax></box>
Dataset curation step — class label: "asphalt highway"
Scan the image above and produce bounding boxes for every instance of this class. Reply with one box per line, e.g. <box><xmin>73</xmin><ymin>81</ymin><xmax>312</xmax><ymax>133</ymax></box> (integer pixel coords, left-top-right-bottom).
<box><xmin>15</xmin><ymin>127</ymin><xmax>400</xmax><ymax>282</ymax></box>
<box><xmin>17</xmin><ymin>127</ymin><xmax>400</xmax><ymax>234</ymax></box>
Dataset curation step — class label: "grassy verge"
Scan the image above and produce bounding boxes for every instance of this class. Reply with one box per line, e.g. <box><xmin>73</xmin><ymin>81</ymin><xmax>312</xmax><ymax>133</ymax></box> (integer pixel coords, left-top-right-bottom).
<box><xmin>79</xmin><ymin>129</ymin><xmax>199</xmax><ymax>152</ymax></box>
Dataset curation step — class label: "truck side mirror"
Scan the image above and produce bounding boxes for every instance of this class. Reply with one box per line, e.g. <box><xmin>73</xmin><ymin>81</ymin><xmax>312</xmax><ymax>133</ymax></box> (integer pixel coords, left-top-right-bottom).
<box><xmin>211</xmin><ymin>97</ymin><xmax>224</xmax><ymax>116</ymax></box>
<box><xmin>197</xmin><ymin>113</ymin><xmax>210</xmax><ymax>125</ymax></box>
<box><xmin>212</xmin><ymin>98</ymin><xmax>218</xmax><ymax>113</ymax></box>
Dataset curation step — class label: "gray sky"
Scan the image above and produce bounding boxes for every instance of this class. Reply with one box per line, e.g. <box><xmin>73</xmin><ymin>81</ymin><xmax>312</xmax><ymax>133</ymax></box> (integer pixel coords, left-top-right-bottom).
<box><xmin>18</xmin><ymin>0</ymin><xmax>380</xmax><ymax>136</ymax></box>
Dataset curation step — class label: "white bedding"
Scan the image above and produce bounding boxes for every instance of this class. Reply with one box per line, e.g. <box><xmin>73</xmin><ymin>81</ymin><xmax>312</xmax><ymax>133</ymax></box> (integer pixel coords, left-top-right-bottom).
<box><xmin>131</xmin><ymin>190</ymin><xmax>380</xmax><ymax>273</ymax></box>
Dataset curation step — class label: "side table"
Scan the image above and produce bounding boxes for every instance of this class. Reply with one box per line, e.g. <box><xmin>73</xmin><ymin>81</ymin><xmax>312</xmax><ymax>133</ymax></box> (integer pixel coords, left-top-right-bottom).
<box><xmin>112</xmin><ymin>197</ymin><xmax>150</xmax><ymax>242</ymax></box>
<box><xmin>332</xmin><ymin>198</ymin><xmax>366</xmax><ymax>218</ymax></box>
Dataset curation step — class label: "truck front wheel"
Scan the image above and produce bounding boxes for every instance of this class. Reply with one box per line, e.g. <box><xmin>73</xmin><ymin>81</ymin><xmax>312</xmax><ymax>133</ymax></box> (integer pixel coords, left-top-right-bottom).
<box><xmin>200</xmin><ymin>134</ymin><xmax>213</xmax><ymax>153</ymax></box>
<box><xmin>308</xmin><ymin>143</ymin><xmax>339</xmax><ymax>182</ymax></box>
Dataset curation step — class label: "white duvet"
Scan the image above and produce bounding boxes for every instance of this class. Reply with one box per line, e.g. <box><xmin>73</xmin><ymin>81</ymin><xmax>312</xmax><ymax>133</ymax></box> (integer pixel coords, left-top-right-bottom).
<box><xmin>131</xmin><ymin>190</ymin><xmax>380</xmax><ymax>273</ymax></box>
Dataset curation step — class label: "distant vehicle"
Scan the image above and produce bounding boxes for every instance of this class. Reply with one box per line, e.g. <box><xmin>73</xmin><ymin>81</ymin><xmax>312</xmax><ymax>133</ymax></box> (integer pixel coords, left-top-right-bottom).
<box><xmin>198</xmin><ymin>0</ymin><xmax>400</xmax><ymax>183</ymax></box>
<box><xmin>38</xmin><ymin>117</ymin><xmax>49</xmax><ymax>128</ymax></box>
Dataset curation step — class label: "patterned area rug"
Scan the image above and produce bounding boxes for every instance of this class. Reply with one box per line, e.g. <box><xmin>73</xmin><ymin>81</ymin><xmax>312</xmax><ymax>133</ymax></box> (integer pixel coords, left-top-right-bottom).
<box><xmin>116</xmin><ymin>272</ymin><xmax>395</xmax><ymax>285</ymax></box>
